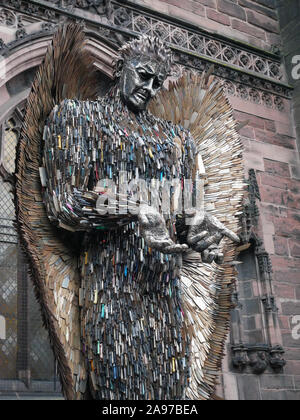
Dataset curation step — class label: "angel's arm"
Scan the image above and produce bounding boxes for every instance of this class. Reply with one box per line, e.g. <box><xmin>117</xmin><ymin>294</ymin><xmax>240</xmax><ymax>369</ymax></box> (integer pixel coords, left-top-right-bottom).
<box><xmin>41</xmin><ymin>99</ymin><xmax>188</xmax><ymax>253</ymax></box>
<box><xmin>41</xmin><ymin>99</ymin><xmax>137</xmax><ymax>232</ymax></box>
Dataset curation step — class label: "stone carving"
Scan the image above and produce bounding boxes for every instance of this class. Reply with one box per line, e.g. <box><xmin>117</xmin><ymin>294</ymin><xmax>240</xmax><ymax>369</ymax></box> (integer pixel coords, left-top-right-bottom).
<box><xmin>240</xmin><ymin>169</ymin><xmax>260</xmax><ymax>244</ymax></box>
<box><xmin>232</xmin><ymin>344</ymin><xmax>249</xmax><ymax>371</ymax></box>
<box><xmin>269</xmin><ymin>345</ymin><xmax>286</xmax><ymax>372</ymax></box>
<box><xmin>0</xmin><ymin>8</ymin><xmax>18</xmax><ymax>27</ymax></box>
<box><xmin>248</xmin><ymin>347</ymin><xmax>269</xmax><ymax>374</ymax></box>
<box><xmin>1</xmin><ymin>0</ymin><xmax>292</xmax><ymax>111</ymax></box>
<box><xmin>232</xmin><ymin>344</ymin><xmax>286</xmax><ymax>374</ymax></box>
<box><xmin>110</xmin><ymin>3</ymin><xmax>284</xmax><ymax>82</ymax></box>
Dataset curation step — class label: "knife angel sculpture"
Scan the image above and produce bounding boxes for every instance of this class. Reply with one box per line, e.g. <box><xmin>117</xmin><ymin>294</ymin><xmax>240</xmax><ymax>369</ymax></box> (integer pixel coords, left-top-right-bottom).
<box><xmin>14</xmin><ymin>24</ymin><xmax>244</xmax><ymax>400</ymax></box>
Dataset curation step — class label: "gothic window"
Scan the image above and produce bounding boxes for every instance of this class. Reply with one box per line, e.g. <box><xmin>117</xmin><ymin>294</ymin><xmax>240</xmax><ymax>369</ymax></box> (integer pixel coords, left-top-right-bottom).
<box><xmin>230</xmin><ymin>169</ymin><xmax>286</xmax><ymax>375</ymax></box>
<box><xmin>0</xmin><ymin>108</ymin><xmax>60</xmax><ymax>389</ymax></box>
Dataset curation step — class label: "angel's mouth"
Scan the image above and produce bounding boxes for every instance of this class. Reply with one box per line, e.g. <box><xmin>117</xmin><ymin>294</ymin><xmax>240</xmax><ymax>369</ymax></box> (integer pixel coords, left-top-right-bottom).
<box><xmin>134</xmin><ymin>90</ymin><xmax>149</xmax><ymax>102</ymax></box>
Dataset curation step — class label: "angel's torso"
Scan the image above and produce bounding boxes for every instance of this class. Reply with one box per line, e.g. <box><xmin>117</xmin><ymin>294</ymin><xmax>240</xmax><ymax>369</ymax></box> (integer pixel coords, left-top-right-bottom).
<box><xmin>45</xmin><ymin>93</ymin><xmax>197</xmax><ymax>400</ymax></box>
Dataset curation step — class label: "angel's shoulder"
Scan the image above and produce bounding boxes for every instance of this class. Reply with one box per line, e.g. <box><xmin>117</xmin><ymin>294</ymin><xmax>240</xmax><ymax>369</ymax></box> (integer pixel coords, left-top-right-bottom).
<box><xmin>47</xmin><ymin>98</ymin><xmax>100</xmax><ymax>124</ymax></box>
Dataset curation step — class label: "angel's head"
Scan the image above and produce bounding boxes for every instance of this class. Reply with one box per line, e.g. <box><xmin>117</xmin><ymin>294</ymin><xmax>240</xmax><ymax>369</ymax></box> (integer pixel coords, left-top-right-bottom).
<box><xmin>114</xmin><ymin>35</ymin><xmax>173</xmax><ymax>113</ymax></box>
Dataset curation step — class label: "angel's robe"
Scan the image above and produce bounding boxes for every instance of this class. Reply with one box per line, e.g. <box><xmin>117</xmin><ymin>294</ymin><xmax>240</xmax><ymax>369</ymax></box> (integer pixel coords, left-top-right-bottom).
<box><xmin>42</xmin><ymin>87</ymin><xmax>198</xmax><ymax>400</ymax></box>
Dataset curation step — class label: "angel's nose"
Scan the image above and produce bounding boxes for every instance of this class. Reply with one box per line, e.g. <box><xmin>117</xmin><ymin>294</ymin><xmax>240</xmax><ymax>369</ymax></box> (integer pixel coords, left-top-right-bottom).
<box><xmin>143</xmin><ymin>77</ymin><xmax>156</xmax><ymax>97</ymax></box>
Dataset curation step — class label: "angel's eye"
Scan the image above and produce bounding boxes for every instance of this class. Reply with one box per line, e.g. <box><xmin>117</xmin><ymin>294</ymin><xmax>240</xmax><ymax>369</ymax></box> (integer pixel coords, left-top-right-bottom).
<box><xmin>138</xmin><ymin>70</ymin><xmax>150</xmax><ymax>80</ymax></box>
<box><xmin>152</xmin><ymin>77</ymin><xmax>162</xmax><ymax>89</ymax></box>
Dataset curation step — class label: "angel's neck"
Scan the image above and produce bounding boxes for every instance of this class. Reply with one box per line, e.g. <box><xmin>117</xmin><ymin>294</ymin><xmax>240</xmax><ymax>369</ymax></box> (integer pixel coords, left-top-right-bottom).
<box><xmin>103</xmin><ymin>83</ymin><xmax>151</xmax><ymax>122</ymax></box>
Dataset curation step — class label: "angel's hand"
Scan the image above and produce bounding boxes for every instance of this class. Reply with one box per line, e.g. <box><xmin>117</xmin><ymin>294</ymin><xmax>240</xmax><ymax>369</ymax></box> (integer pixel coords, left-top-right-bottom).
<box><xmin>186</xmin><ymin>210</ymin><xmax>240</xmax><ymax>264</ymax></box>
<box><xmin>138</xmin><ymin>205</ymin><xmax>188</xmax><ymax>254</ymax></box>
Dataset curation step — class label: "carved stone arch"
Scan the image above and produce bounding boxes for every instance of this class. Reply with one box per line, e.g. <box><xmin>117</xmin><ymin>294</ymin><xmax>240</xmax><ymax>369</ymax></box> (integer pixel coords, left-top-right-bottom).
<box><xmin>0</xmin><ymin>30</ymin><xmax>117</xmax><ymax>87</ymax></box>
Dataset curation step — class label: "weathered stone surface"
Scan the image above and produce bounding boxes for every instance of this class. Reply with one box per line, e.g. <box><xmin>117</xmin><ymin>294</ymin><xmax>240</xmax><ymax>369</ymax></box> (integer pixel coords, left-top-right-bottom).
<box><xmin>294</xmin><ymin>376</ymin><xmax>300</xmax><ymax>389</ymax></box>
<box><xmin>274</xmin><ymin>283</ymin><xmax>296</xmax><ymax>300</ymax></box>
<box><xmin>289</xmin><ymin>239</ymin><xmax>300</xmax><ymax>258</ymax></box>
<box><xmin>254</xmin><ymin>128</ymin><xmax>296</xmax><ymax>150</ymax></box>
<box><xmin>256</xmin><ymin>0</ymin><xmax>276</xmax><ymax>8</ymax></box>
<box><xmin>282</xmin><ymin>332</ymin><xmax>300</xmax><ymax>348</ymax></box>
<box><xmin>283</xmin><ymin>360</ymin><xmax>300</xmax><ymax>376</ymax></box>
<box><xmin>217</xmin><ymin>0</ymin><xmax>246</xmax><ymax>20</ymax></box>
<box><xmin>238</xmin><ymin>0</ymin><xmax>278</xmax><ymax>20</ymax></box>
<box><xmin>273</xmin><ymin>236</ymin><xmax>290</xmax><ymax>256</ymax></box>
<box><xmin>259</xmin><ymin>374</ymin><xmax>294</xmax><ymax>390</ymax></box>
<box><xmin>206</xmin><ymin>8</ymin><xmax>230</xmax><ymax>25</ymax></box>
<box><xmin>232</xmin><ymin>18</ymin><xmax>266</xmax><ymax>39</ymax></box>
<box><xmin>285</xmin><ymin>348</ymin><xmax>300</xmax><ymax>361</ymax></box>
<box><xmin>260</xmin><ymin>390</ymin><xmax>300</xmax><ymax>400</ymax></box>
<box><xmin>281</xmin><ymin>301</ymin><xmax>300</xmax><ymax>317</ymax></box>
<box><xmin>263</xmin><ymin>159</ymin><xmax>291</xmax><ymax>178</ymax></box>
<box><xmin>243</xmin><ymin>298</ymin><xmax>261</xmax><ymax>315</ymax></box>
<box><xmin>237</xmin><ymin>375</ymin><xmax>260</xmax><ymax>400</ymax></box>
<box><xmin>275</xmin><ymin>270</ymin><xmax>300</xmax><ymax>284</ymax></box>
<box><xmin>247</xmin><ymin>9</ymin><xmax>280</xmax><ymax>33</ymax></box>
<box><xmin>260</xmin><ymin>184</ymin><xmax>289</xmax><ymax>206</ymax></box>
<box><xmin>197</xmin><ymin>0</ymin><xmax>217</xmax><ymax>7</ymax></box>
<box><xmin>259</xmin><ymin>172</ymin><xmax>289</xmax><ymax>189</ymax></box>
<box><xmin>161</xmin><ymin>0</ymin><xmax>205</xmax><ymax>15</ymax></box>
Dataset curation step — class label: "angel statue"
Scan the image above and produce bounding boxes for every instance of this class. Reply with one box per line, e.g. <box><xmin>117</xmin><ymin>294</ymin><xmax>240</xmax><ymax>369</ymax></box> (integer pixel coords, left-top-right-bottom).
<box><xmin>14</xmin><ymin>25</ymin><xmax>244</xmax><ymax>400</ymax></box>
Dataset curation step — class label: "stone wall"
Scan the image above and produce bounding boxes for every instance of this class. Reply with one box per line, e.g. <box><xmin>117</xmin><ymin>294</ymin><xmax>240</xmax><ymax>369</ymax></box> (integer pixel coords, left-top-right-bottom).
<box><xmin>127</xmin><ymin>0</ymin><xmax>280</xmax><ymax>51</ymax></box>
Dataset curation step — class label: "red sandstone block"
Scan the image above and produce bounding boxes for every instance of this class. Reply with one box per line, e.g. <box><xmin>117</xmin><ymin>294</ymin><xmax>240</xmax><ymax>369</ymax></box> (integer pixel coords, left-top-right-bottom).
<box><xmin>275</xmin><ymin>270</ymin><xmax>300</xmax><ymax>284</ymax></box>
<box><xmin>162</xmin><ymin>0</ymin><xmax>205</xmax><ymax>15</ymax></box>
<box><xmin>284</xmin><ymin>348</ymin><xmax>300</xmax><ymax>361</ymax></box>
<box><xmin>289</xmin><ymin>239</ymin><xmax>300</xmax><ymax>258</ymax></box>
<box><xmin>261</xmin><ymin>203</ymin><xmax>287</xmax><ymax>218</ymax></box>
<box><xmin>282</xmin><ymin>332</ymin><xmax>300</xmax><ymax>348</ymax></box>
<box><xmin>255</xmin><ymin>0</ymin><xmax>276</xmax><ymax>9</ymax></box>
<box><xmin>272</xmin><ymin>214</ymin><xmax>300</xmax><ymax>238</ymax></box>
<box><xmin>263</xmin><ymin>159</ymin><xmax>291</xmax><ymax>178</ymax></box>
<box><xmin>232</xmin><ymin>110</ymin><xmax>277</xmax><ymax>135</ymax></box>
<box><xmin>246</xmin><ymin>9</ymin><xmax>279</xmax><ymax>33</ymax></box>
<box><xmin>206</xmin><ymin>8</ymin><xmax>230</xmax><ymax>25</ymax></box>
<box><xmin>233</xmin><ymin>110</ymin><xmax>265</xmax><ymax>129</ymax></box>
<box><xmin>275</xmin><ymin>285</ymin><xmax>296</xmax><ymax>300</ymax></box>
<box><xmin>286</xmin><ymin>192</ymin><xmax>300</xmax><ymax>211</ymax></box>
<box><xmin>259</xmin><ymin>174</ymin><xmax>300</xmax><ymax>202</ymax></box>
<box><xmin>264</xmin><ymin>119</ymin><xmax>276</xmax><ymax>132</ymax></box>
<box><xmin>232</xmin><ymin>18</ymin><xmax>266</xmax><ymax>39</ymax></box>
<box><xmin>254</xmin><ymin>128</ymin><xmax>296</xmax><ymax>150</ymax></box>
<box><xmin>278</xmin><ymin>315</ymin><xmax>291</xmax><ymax>330</ymax></box>
<box><xmin>291</xmin><ymin>165</ymin><xmax>300</xmax><ymax>181</ymax></box>
<box><xmin>260</xmin><ymin>184</ymin><xmax>288</xmax><ymax>206</ymax></box>
<box><xmin>197</xmin><ymin>0</ymin><xmax>217</xmax><ymax>7</ymax></box>
<box><xmin>238</xmin><ymin>0</ymin><xmax>278</xmax><ymax>20</ymax></box>
<box><xmin>274</xmin><ymin>236</ymin><xmax>290</xmax><ymax>256</ymax></box>
<box><xmin>281</xmin><ymin>301</ymin><xmax>300</xmax><ymax>317</ymax></box>
<box><xmin>239</xmin><ymin>125</ymin><xmax>255</xmax><ymax>139</ymax></box>
<box><xmin>271</xmin><ymin>256</ymin><xmax>300</xmax><ymax>272</ymax></box>
<box><xmin>283</xmin><ymin>361</ymin><xmax>300</xmax><ymax>376</ymax></box>
<box><xmin>266</xmin><ymin>32</ymin><xmax>282</xmax><ymax>49</ymax></box>
<box><xmin>217</xmin><ymin>0</ymin><xmax>246</xmax><ymax>20</ymax></box>
<box><xmin>259</xmin><ymin>172</ymin><xmax>290</xmax><ymax>189</ymax></box>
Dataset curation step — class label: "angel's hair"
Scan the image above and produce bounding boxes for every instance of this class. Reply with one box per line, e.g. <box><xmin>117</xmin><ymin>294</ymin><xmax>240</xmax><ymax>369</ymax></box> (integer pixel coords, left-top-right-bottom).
<box><xmin>114</xmin><ymin>35</ymin><xmax>173</xmax><ymax>78</ymax></box>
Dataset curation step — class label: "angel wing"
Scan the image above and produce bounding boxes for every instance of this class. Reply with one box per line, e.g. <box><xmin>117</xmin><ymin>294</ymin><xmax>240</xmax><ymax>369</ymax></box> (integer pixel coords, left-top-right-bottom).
<box><xmin>149</xmin><ymin>72</ymin><xmax>245</xmax><ymax>400</ymax></box>
<box><xmin>14</xmin><ymin>24</ymin><xmax>100</xmax><ymax>400</ymax></box>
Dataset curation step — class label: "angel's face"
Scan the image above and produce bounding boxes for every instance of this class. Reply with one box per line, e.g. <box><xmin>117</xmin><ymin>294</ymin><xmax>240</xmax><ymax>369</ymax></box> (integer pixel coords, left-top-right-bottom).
<box><xmin>119</xmin><ymin>56</ymin><xmax>167</xmax><ymax>113</ymax></box>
